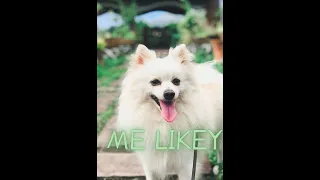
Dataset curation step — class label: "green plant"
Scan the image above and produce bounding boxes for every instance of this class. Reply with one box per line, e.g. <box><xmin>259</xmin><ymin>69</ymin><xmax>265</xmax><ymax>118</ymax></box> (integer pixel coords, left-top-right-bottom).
<box><xmin>215</xmin><ymin>8</ymin><xmax>223</xmax><ymax>21</ymax></box>
<box><xmin>194</xmin><ymin>48</ymin><xmax>214</xmax><ymax>63</ymax></box>
<box><xmin>208</xmin><ymin>149</ymin><xmax>223</xmax><ymax>180</ymax></box>
<box><xmin>177</xmin><ymin>8</ymin><xmax>216</xmax><ymax>44</ymax></box>
<box><xmin>111</xmin><ymin>24</ymin><xmax>136</xmax><ymax>40</ymax></box>
<box><xmin>97</xmin><ymin>2</ymin><xmax>102</xmax><ymax>12</ymax></box>
<box><xmin>135</xmin><ymin>22</ymin><xmax>147</xmax><ymax>42</ymax></box>
<box><xmin>218</xmin><ymin>163</ymin><xmax>223</xmax><ymax>180</ymax></box>
<box><xmin>97</xmin><ymin>55</ymin><xmax>128</xmax><ymax>80</ymax></box>
<box><xmin>115</xmin><ymin>0</ymin><xmax>137</xmax><ymax>25</ymax></box>
<box><xmin>180</xmin><ymin>0</ymin><xmax>192</xmax><ymax>12</ymax></box>
<box><xmin>166</xmin><ymin>23</ymin><xmax>180</xmax><ymax>47</ymax></box>
<box><xmin>100</xmin><ymin>68</ymin><xmax>127</xmax><ymax>87</ymax></box>
<box><xmin>97</xmin><ymin>65</ymin><xmax>104</xmax><ymax>79</ymax></box>
<box><xmin>100</xmin><ymin>0</ymin><xmax>137</xmax><ymax>40</ymax></box>
<box><xmin>177</xmin><ymin>0</ymin><xmax>223</xmax><ymax>44</ymax></box>
<box><xmin>208</xmin><ymin>149</ymin><xmax>218</xmax><ymax>165</ymax></box>
<box><xmin>98</xmin><ymin>30</ymin><xmax>112</xmax><ymax>39</ymax></box>
<box><xmin>193</xmin><ymin>47</ymin><xmax>223</xmax><ymax>74</ymax></box>
<box><xmin>214</xmin><ymin>62</ymin><xmax>223</xmax><ymax>74</ymax></box>
<box><xmin>97</xmin><ymin>36</ymin><xmax>106</xmax><ymax>51</ymax></box>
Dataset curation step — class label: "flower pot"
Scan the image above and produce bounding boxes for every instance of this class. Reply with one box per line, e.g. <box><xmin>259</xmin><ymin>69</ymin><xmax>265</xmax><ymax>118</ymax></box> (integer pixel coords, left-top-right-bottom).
<box><xmin>192</xmin><ymin>37</ymin><xmax>210</xmax><ymax>44</ymax></box>
<box><xmin>105</xmin><ymin>38</ymin><xmax>135</xmax><ymax>48</ymax></box>
<box><xmin>209</xmin><ymin>35</ymin><xmax>223</xmax><ymax>63</ymax></box>
<box><xmin>219</xmin><ymin>33</ymin><xmax>223</xmax><ymax>42</ymax></box>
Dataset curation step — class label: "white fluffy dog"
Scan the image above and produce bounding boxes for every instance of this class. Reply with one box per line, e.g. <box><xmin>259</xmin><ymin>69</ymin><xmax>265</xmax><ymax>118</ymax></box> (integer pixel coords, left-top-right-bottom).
<box><xmin>116</xmin><ymin>44</ymin><xmax>223</xmax><ymax>180</ymax></box>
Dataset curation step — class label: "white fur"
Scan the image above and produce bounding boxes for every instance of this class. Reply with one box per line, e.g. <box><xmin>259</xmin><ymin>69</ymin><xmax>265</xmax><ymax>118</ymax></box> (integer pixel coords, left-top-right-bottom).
<box><xmin>116</xmin><ymin>44</ymin><xmax>223</xmax><ymax>180</ymax></box>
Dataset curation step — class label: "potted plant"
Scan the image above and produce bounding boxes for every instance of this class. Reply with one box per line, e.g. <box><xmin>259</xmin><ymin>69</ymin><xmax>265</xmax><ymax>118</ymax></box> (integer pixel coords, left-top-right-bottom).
<box><xmin>103</xmin><ymin>0</ymin><xmax>137</xmax><ymax>47</ymax></box>
<box><xmin>177</xmin><ymin>8</ymin><xmax>209</xmax><ymax>44</ymax></box>
<box><xmin>177</xmin><ymin>3</ymin><xmax>219</xmax><ymax>45</ymax></box>
<box><xmin>208</xmin><ymin>19</ymin><xmax>223</xmax><ymax>64</ymax></box>
<box><xmin>178</xmin><ymin>0</ymin><xmax>223</xmax><ymax>63</ymax></box>
<box><xmin>104</xmin><ymin>24</ymin><xmax>136</xmax><ymax>48</ymax></box>
<box><xmin>208</xmin><ymin>34</ymin><xmax>222</xmax><ymax>63</ymax></box>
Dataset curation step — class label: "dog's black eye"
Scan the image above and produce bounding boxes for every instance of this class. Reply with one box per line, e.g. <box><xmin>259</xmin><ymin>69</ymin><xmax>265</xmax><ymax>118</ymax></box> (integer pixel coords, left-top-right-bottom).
<box><xmin>172</xmin><ymin>78</ymin><xmax>180</xmax><ymax>86</ymax></box>
<box><xmin>150</xmin><ymin>79</ymin><xmax>161</xmax><ymax>86</ymax></box>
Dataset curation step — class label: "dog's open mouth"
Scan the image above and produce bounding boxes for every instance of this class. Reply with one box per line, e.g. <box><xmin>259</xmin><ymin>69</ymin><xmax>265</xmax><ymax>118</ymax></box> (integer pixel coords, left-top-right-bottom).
<box><xmin>150</xmin><ymin>94</ymin><xmax>177</xmax><ymax>123</ymax></box>
<box><xmin>151</xmin><ymin>94</ymin><xmax>161</xmax><ymax>109</ymax></box>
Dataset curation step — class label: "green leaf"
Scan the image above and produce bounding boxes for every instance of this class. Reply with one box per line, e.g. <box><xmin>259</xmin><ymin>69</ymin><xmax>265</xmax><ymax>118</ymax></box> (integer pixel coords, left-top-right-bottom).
<box><xmin>97</xmin><ymin>3</ymin><xmax>102</xmax><ymax>11</ymax></box>
<box><xmin>213</xmin><ymin>63</ymin><xmax>223</xmax><ymax>74</ymax></box>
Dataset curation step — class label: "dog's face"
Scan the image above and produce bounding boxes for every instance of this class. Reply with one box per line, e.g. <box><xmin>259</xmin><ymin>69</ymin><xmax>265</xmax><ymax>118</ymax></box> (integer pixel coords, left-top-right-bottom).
<box><xmin>128</xmin><ymin>44</ymin><xmax>196</xmax><ymax>123</ymax></box>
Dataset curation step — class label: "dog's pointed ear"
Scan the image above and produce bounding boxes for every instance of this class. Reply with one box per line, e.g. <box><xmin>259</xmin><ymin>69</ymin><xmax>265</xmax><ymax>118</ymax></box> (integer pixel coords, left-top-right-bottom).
<box><xmin>169</xmin><ymin>44</ymin><xmax>194</xmax><ymax>64</ymax></box>
<box><xmin>132</xmin><ymin>44</ymin><xmax>155</xmax><ymax>65</ymax></box>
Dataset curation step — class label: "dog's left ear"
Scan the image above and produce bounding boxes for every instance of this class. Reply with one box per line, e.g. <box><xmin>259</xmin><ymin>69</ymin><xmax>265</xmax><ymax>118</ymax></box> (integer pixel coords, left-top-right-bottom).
<box><xmin>132</xmin><ymin>44</ymin><xmax>155</xmax><ymax>65</ymax></box>
<box><xmin>169</xmin><ymin>44</ymin><xmax>194</xmax><ymax>64</ymax></box>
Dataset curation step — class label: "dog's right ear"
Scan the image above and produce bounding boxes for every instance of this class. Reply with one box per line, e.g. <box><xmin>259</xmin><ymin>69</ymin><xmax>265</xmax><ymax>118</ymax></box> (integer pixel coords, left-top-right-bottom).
<box><xmin>131</xmin><ymin>44</ymin><xmax>155</xmax><ymax>65</ymax></box>
<box><xmin>169</xmin><ymin>44</ymin><xmax>194</xmax><ymax>64</ymax></box>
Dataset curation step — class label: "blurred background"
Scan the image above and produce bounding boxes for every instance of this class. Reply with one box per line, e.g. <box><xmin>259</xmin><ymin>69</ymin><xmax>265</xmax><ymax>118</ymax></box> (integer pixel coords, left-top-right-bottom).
<box><xmin>97</xmin><ymin>0</ymin><xmax>223</xmax><ymax>179</ymax></box>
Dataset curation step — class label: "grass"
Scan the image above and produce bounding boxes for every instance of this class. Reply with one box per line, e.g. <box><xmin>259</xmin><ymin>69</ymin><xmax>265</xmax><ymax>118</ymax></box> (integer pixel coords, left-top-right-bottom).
<box><xmin>97</xmin><ymin>55</ymin><xmax>128</xmax><ymax>79</ymax></box>
<box><xmin>97</xmin><ymin>99</ymin><xmax>118</xmax><ymax>135</ymax></box>
<box><xmin>97</xmin><ymin>55</ymin><xmax>129</xmax><ymax>136</ymax></box>
<box><xmin>97</xmin><ymin>55</ymin><xmax>128</xmax><ymax>135</ymax></box>
<box><xmin>99</xmin><ymin>67</ymin><xmax>127</xmax><ymax>87</ymax></box>
<box><xmin>98</xmin><ymin>55</ymin><xmax>128</xmax><ymax>87</ymax></box>
<box><xmin>213</xmin><ymin>62</ymin><xmax>223</xmax><ymax>74</ymax></box>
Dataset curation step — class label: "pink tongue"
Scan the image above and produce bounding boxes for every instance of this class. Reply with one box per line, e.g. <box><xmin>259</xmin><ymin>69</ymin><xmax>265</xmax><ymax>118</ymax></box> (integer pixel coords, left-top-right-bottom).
<box><xmin>159</xmin><ymin>100</ymin><xmax>177</xmax><ymax>122</ymax></box>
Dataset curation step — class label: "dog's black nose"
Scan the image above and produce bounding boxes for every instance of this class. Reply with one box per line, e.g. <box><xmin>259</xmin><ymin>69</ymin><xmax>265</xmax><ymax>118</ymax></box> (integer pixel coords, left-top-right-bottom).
<box><xmin>164</xmin><ymin>89</ymin><xmax>175</xmax><ymax>101</ymax></box>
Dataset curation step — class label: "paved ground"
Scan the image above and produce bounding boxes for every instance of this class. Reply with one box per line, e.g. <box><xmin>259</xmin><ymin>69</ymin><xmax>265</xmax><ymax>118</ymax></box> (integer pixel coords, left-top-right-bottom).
<box><xmin>97</xmin><ymin>153</ymin><xmax>145</xmax><ymax>177</ymax></box>
<box><xmin>97</xmin><ymin>56</ymin><xmax>133</xmax><ymax>177</ymax></box>
<box><xmin>97</xmin><ymin>116</ymin><xmax>117</xmax><ymax>150</ymax></box>
<box><xmin>97</xmin><ymin>153</ymin><xmax>215</xmax><ymax>179</ymax></box>
<box><xmin>97</xmin><ymin>63</ymin><xmax>127</xmax><ymax>114</ymax></box>
<box><xmin>98</xmin><ymin>174</ymin><xmax>216</xmax><ymax>180</ymax></box>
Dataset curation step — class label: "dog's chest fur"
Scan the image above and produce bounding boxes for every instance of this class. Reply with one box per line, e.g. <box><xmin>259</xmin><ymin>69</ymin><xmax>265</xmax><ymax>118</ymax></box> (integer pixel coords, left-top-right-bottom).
<box><xmin>131</xmin><ymin>111</ymin><xmax>211</xmax><ymax>174</ymax></box>
<box><xmin>135</xmin><ymin>122</ymin><xmax>195</xmax><ymax>174</ymax></box>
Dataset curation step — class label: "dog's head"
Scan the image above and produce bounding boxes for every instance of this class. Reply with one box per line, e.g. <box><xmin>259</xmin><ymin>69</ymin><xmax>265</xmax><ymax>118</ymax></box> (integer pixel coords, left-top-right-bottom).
<box><xmin>127</xmin><ymin>44</ymin><xmax>196</xmax><ymax>123</ymax></box>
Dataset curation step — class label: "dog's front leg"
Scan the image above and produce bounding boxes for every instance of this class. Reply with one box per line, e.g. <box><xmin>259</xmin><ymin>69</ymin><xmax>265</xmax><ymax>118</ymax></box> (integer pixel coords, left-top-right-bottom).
<box><xmin>178</xmin><ymin>161</ymin><xmax>202</xmax><ymax>180</ymax></box>
<box><xmin>141</xmin><ymin>163</ymin><xmax>158</xmax><ymax>180</ymax></box>
<box><xmin>136</xmin><ymin>153</ymin><xmax>159</xmax><ymax>180</ymax></box>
